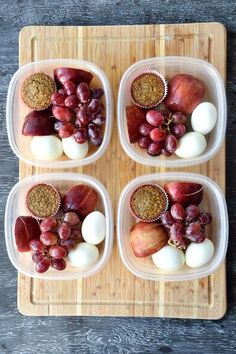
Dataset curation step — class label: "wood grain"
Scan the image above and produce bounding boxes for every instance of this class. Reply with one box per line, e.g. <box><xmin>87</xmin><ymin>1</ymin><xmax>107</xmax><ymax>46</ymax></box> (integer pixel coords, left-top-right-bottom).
<box><xmin>18</xmin><ymin>23</ymin><xmax>226</xmax><ymax>318</ymax></box>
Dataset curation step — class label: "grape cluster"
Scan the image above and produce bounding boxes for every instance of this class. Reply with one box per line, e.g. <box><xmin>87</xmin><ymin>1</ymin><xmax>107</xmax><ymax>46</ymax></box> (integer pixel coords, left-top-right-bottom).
<box><xmin>29</xmin><ymin>212</ymin><xmax>82</xmax><ymax>273</ymax></box>
<box><xmin>51</xmin><ymin>82</ymin><xmax>105</xmax><ymax>146</ymax></box>
<box><xmin>138</xmin><ymin>110</ymin><xmax>187</xmax><ymax>156</ymax></box>
<box><xmin>160</xmin><ymin>204</ymin><xmax>212</xmax><ymax>249</ymax></box>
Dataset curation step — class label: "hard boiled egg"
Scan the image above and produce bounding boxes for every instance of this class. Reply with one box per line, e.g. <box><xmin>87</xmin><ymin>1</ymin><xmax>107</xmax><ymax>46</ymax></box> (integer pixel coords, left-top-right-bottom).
<box><xmin>30</xmin><ymin>135</ymin><xmax>63</xmax><ymax>161</ymax></box>
<box><xmin>191</xmin><ymin>102</ymin><xmax>217</xmax><ymax>135</ymax></box>
<box><xmin>82</xmin><ymin>211</ymin><xmax>106</xmax><ymax>245</ymax></box>
<box><xmin>152</xmin><ymin>245</ymin><xmax>185</xmax><ymax>271</ymax></box>
<box><xmin>62</xmin><ymin>136</ymin><xmax>88</xmax><ymax>160</ymax></box>
<box><xmin>185</xmin><ymin>238</ymin><xmax>214</xmax><ymax>268</ymax></box>
<box><xmin>68</xmin><ymin>242</ymin><xmax>99</xmax><ymax>268</ymax></box>
<box><xmin>175</xmin><ymin>132</ymin><xmax>206</xmax><ymax>159</ymax></box>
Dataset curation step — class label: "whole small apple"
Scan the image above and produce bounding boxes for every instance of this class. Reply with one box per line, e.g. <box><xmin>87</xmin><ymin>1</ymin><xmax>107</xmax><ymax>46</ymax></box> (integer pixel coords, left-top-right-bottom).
<box><xmin>165</xmin><ymin>74</ymin><xmax>205</xmax><ymax>114</ymax></box>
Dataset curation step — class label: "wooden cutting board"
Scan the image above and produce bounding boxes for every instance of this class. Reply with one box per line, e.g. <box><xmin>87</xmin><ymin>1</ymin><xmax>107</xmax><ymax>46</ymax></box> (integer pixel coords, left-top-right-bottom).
<box><xmin>18</xmin><ymin>23</ymin><xmax>227</xmax><ymax>318</ymax></box>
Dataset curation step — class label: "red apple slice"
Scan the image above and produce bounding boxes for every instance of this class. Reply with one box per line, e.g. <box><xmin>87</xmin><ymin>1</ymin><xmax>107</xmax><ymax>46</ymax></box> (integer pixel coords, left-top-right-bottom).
<box><xmin>54</xmin><ymin>68</ymin><xmax>93</xmax><ymax>87</ymax></box>
<box><xmin>14</xmin><ymin>216</ymin><xmax>41</xmax><ymax>252</ymax></box>
<box><xmin>126</xmin><ymin>106</ymin><xmax>146</xmax><ymax>143</ymax></box>
<box><xmin>22</xmin><ymin>110</ymin><xmax>56</xmax><ymax>136</ymax></box>
<box><xmin>62</xmin><ymin>185</ymin><xmax>98</xmax><ymax>219</ymax></box>
<box><xmin>164</xmin><ymin>182</ymin><xmax>203</xmax><ymax>207</ymax></box>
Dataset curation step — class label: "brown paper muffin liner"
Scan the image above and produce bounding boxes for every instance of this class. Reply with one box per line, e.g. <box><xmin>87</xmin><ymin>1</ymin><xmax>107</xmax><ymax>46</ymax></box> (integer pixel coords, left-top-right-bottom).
<box><xmin>129</xmin><ymin>70</ymin><xmax>168</xmax><ymax>109</ymax></box>
<box><xmin>129</xmin><ymin>183</ymin><xmax>169</xmax><ymax>223</ymax></box>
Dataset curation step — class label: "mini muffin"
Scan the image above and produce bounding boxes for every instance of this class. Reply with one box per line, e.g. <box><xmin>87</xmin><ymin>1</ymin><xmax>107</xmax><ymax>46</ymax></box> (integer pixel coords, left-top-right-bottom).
<box><xmin>21</xmin><ymin>72</ymin><xmax>56</xmax><ymax>110</ymax></box>
<box><xmin>129</xmin><ymin>184</ymin><xmax>169</xmax><ymax>222</ymax></box>
<box><xmin>26</xmin><ymin>183</ymin><xmax>61</xmax><ymax>219</ymax></box>
<box><xmin>130</xmin><ymin>71</ymin><xmax>167</xmax><ymax>109</ymax></box>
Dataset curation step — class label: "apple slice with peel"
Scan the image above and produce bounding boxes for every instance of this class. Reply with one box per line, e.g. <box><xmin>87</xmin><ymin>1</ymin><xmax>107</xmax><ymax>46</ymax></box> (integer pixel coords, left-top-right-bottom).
<box><xmin>164</xmin><ymin>182</ymin><xmax>203</xmax><ymax>207</ymax></box>
<box><xmin>126</xmin><ymin>106</ymin><xmax>146</xmax><ymax>143</ymax></box>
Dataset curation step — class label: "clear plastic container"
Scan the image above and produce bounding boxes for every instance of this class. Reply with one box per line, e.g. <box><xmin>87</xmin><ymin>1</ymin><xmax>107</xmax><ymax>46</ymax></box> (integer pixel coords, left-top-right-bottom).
<box><xmin>117</xmin><ymin>56</ymin><xmax>227</xmax><ymax>168</ymax></box>
<box><xmin>6</xmin><ymin>59</ymin><xmax>113</xmax><ymax>168</ymax></box>
<box><xmin>117</xmin><ymin>172</ymin><xmax>228</xmax><ymax>281</ymax></box>
<box><xmin>5</xmin><ymin>173</ymin><xmax>114</xmax><ymax>280</ymax></box>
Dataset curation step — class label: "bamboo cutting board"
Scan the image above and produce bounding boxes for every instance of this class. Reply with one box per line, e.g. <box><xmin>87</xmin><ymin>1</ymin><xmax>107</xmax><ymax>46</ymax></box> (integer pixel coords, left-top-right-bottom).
<box><xmin>18</xmin><ymin>23</ymin><xmax>226</xmax><ymax>318</ymax></box>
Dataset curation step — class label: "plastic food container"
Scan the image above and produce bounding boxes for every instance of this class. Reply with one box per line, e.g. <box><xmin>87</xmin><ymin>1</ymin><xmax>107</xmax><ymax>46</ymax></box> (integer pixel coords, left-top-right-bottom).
<box><xmin>5</xmin><ymin>173</ymin><xmax>114</xmax><ymax>280</ymax></box>
<box><xmin>117</xmin><ymin>56</ymin><xmax>227</xmax><ymax>168</ymax></box>
<box><xmin>117</xmin><ymin>172</ymin><xmax>228</xmax><ymax>281</ymax></box>
<box><xmin>6</xmin><ymin>59</ymin><xmax>113</xmax><ymax>168</ymax></box>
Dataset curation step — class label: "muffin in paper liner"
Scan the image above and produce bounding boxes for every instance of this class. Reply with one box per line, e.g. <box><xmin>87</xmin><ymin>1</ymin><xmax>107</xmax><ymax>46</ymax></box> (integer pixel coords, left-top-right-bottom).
<box><xmin>129</xmin><ymin>183</ymin><xmax>169</xmax><ymax>222</ymax></box>
<box><xmin>129</xmin><ymin>70</ymin><xmax>168</xmax><ymax>109</ymax></box>
<box><xmin>26</xmin><ymin>183</ymin><xmax>61</xmax><ymax>219</ymax></box>
<box><xmin>21</xmin><ymin>72</ymin><xmax>56</xmax><ymax>111</ymax></box>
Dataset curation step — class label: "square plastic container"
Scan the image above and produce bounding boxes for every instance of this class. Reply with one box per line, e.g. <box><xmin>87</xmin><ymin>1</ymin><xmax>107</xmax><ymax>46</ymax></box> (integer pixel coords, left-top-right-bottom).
<box><xmin>6</xmin><ymin>59</ymin><xmax>113</xmax><ymax>168</ymax></box>
<box><xmin>117</xmin><ymin>172</ymin><xmax>228</xmax><ymax>281</ymax></box>
<box><xmin>5</xmin><ymin>173</ymin><xmax>113</xmax><ymax>280</ymax></box>
<box><xmin>117</xmin><ymin>56</ymin><xmax>227</xmax><ymax>168</ymax></box>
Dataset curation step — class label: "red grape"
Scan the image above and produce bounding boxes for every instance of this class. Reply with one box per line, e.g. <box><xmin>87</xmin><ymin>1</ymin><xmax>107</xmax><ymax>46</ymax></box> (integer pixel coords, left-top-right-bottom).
<box><xmin>74</xmin><ymin>128</ymin><xmax>88</xmax><ymax>144</ymax></box>
<box><xmin>32</xmin><ymin>251</ymin><xmax>44</xmax><ymax>263</ymax></box>
<box><xmin>60</xmin><ymin>238</ymin><xmax>77</xmax><ymax>251</ymax></box>
<box><xmin>76</xmin><ymin>106</ymin><xmax>90</xmax><ymax>126</ymax></box>
<box><xmin>91</xmin><ymin>87</ymin><xmax>104</xmax><ymax>99</ymax></box>
<box><xmin>170</xmin><ymin>221</ymin><xmax>185</xmax><ymax>241</ymax></box>
<box><xmin>165</xmin><ymin>134</ymin><xmax>177</xmax><ymax>153</ymax></box>
<box><xmin>51</xmin><ymin>92</ymin><xmax>65</xmax><ymax>107</ymax></box>
<box><xmin>160</xmin><ymin>211</ymin><xmax>175</xmax><ymax>227</ymax></box>
<box><xmin>64</xmin><ymin>95</ymin><xmax>79</xmax><ymax>109</ymax></box>
<box><xmin>90</xmin><ymin>137</ymin><xmax>103</xmax><ymax>146</ymax></box>
<box><xmin>51</xmin><ymin>258</ymin><xmax>66</xmax><ymax>271</ymax></box>
<box><xmin>139</xmin><ymin>123</ymin><xmax>153</xmax><ymax>136</ymax></box>
<box><xmin>87</xmin><ymin>99</ymin><xmax>101</xmax><ymax>114</ymax></box>
<box><xmin>29</xmin><ymin>239</ymin><xmax>45</xmax><ymax>252</ymax></box>
<box><xmin>64</xmin><ymin>80</ymin><xmax>76</xmax><ymax>95</ymax></box>
<box><xmin>172</xmin><ymin>124</ymin><xmax>186</xmax><ymax>138</ymax></box>
<box><xmin>35</xmin><ymin>257</ymin><xmax>50</xmax><ymax>273</ymax></box>
<box><xmin>70</xmin><ymin>228</ymin><xmax>83</xmax><ymax>241</ymax></box>
<box><xmin>63</xmin><ymin>212</ymin><xmax>80</xmax><ymax>226</ymax></box>
<box><xmin>186</xmin><ymin>222</ymin><xmax>202</xmax><ymax>236</ymax></box>
<box><xmin>58</xmin><ymin>222</ymin><xmax>71</xmax><ymax>240</ymax></box>
<box><xmin>170</xmin><ymin>203</ymin><xmax>185</xmax><ymax>221</ymax></box>
<box><xmin>161</xmin><ymin>148</ymin><xmax>172</xmax><ymax>157</ymax></box>
<box><xmin>92</xmin><ymin>113</ymin><xmax>105</xmax><ymax>126</ymax></box>
<box><xmin>138</xmin><ymin>136</ymin><xmax>152</xmax><ymax>149</ymax></box>
<box><xmin>186</xmin><ymin>233</ymin><xmax>205</xmax><ymax>243</ymax></box>
<box><xmin>147</xmin><ymin>141</ymin><xmax>164</xmax><ymax>156</ymax></box>
<box><xmin>88</xmin><ymin>124</ymin><xmax>101</xmax><ymax>140</ymax></box>
<box><xmin>52</xmin><ymin>105</ymin><xmax>74</xmax><ymax>122</ymax></box>
<box><xmin>150</xmin><ymin>127</ymin><xmax>167</xmax><ymax>142</ymax></box>
<box><xmin>185</xmin><ymin>205</ymin><xmax>200</xmax><ymax>222</ymax></box>
<box><xmin>58</xmin><ymin>122</ymin><xmax>75</xmax><ymax>138</ymax></box>
<box><xmin>146</xmin><ymin>110</ymin><xmax>164</xmax><ymax>126</ymax></box>
<box><xmin>58</xmin><ymin>88</ymin><xmax>66</xmax><ymax>96</ymax></box>
<box><xmin>40</xmin><ymin>216</ymin><xmax>57</xmax><ymax>232</ymax></box>
<box><xmin>40</xmin><ymin>231</ymin><xmax>58</xmax><ymax>246</ymax></box>
<box><xmin>49</xmin><ymin>245</ymin><xmax>67</xmax><ymax>259</ymax></box>
<box><xmin>172</xmin><ymin>112</ymin><xmax>187</xmax><ymax>124</ymax></box>
<box><xmin>76</xmin><ymin>82</ymin><xmax>90</xmax><ymax>102</ymax></box>
<box><xmin>199</xmin><ymin>212</ymin><xmax>212</xmax><ymax>225</ymax></box>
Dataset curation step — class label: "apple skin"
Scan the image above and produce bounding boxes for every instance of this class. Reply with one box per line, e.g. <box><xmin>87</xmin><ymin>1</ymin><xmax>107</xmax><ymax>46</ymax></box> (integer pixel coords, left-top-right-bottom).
<box><xmin>164</xmin><ymin>74</ymin><xmax>205</xmax><ymax>114</ymax></box>
<box><xmin>22</xmin><ymin>110</ymin><xmax>56</xmax><ymax>136</ymax></box>
<box><xmin>54</xmin><ymin>68</ymin><xmax>93</xmax><ymax>87</ymax></box>
<box><xmin>62</xmin><ymin>185</ymin><xmax>98</xmax><ymax>219</ymax></box>
<box><xmin>126</xmin><ymin>106</ymin><xmax>146</xmax><ymax>143</ymax></box>
<box><xmin>164</xmin><ymin>182</ymin><xmax>203</xmax><ymax>207</ymax></box>
<box><xmin>14</xmin><ymin>216</ymin><xmax>41</xmax><ymax>252</ymax></box>
<box><xmin>130</xmin><ymin>222</ymin><xmax>168</xmax><ymax>258</ymax></box>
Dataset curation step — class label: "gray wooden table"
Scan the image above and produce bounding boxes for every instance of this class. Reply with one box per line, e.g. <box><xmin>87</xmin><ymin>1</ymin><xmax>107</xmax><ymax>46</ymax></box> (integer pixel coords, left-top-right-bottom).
<box><xmin>1</xmin><ymin>1</ymin><xmax>236</xmax><ymax>353</ymax></box>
